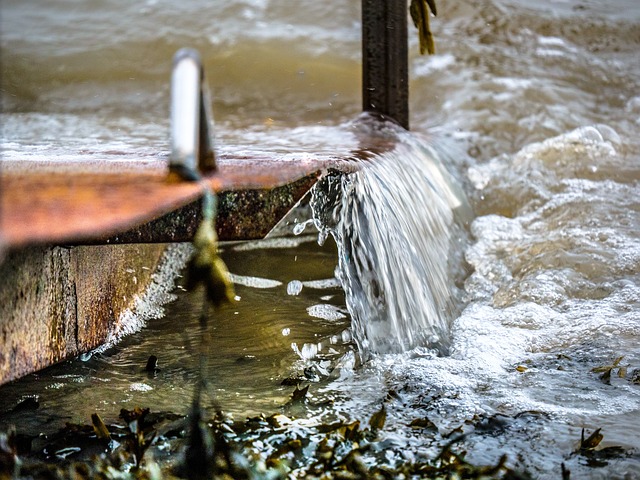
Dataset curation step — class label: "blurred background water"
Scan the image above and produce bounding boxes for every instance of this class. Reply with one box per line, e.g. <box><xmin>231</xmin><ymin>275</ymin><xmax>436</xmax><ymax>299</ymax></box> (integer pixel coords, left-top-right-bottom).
<box><xmin>1</xmin><ymin>0</ymin><xmax>640</xmax><ymax>478</ymax></box>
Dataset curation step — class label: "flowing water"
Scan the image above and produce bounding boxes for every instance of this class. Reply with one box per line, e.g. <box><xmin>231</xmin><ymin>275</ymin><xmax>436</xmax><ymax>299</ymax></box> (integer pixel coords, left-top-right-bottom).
<box><xmin>2</xmin><ymin>0</ymin><xmax>640</xmax><ymax>478</ymax></box>
<box><xmin>310</xmin><ymin>118</ymin><xmax>473</xmax><ymax>358</ymax></box>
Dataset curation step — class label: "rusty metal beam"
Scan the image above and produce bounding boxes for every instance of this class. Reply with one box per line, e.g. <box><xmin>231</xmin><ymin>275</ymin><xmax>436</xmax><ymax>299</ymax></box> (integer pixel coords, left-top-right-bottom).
<box><xmin>362</xmin><ymin>0</ymin><xmax>409</xmax><ymax>130</ymax></box>
<box><xmin>0</xmin><ymin>7</ymin><xmax>415</xmax><ymax>253</ymax></box>
<box><xmin>99</xmin><ymin>173</ymin><xmax>318</xmax><ymax>244</ymax></box>
<box><xmin>0</xmin><ymin>155</ymin><xmax>346</xmax><ymax>253</ymax></box>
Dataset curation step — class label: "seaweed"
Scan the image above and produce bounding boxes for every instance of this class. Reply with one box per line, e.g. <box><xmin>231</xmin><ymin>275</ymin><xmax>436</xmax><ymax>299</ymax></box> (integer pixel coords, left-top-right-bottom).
<box><xmin>590</xmin><ymin>355</ymin><xmax>640</xmax><ymax>386</ymax></box>
<box><xmin>571</xmin><ymin>427</ymin><xmax>630</xmax><ymax>469</ymax></box>
<box><xmin>2</xmin><ymin>402</ymin><xmax>536</xmax><ymax>479</ymax></box>
<box><xmin>410</xmin><ymin>0</ymin><xmax>438</xmax><ymax>55</ymax></box>
<box><xmin>591</xmin><ymin>355</ymin><xmax>627</xmax><ymax>384</ymax></box>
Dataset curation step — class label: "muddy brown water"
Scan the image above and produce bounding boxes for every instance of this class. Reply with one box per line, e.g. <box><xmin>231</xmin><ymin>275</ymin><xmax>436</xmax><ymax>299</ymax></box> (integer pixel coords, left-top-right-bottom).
<box><xmin>1</xmin><ymin>0</ymin><xmax>640</xmax><ymax>478</ymax></box>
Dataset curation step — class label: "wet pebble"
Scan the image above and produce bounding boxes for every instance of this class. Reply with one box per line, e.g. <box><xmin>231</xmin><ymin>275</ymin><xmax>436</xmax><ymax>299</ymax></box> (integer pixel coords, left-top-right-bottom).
<box><xmin>144</xmin><ymin>355</ymin><xmax>160</xmax><ymax>373</ymax></box>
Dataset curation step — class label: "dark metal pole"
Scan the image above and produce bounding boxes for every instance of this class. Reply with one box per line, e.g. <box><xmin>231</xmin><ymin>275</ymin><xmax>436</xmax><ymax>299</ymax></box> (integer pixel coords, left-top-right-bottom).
<box><xmin>362</xmin><ymin>0</ymin><xmax>409</xmax><ymax>130</ymax></box>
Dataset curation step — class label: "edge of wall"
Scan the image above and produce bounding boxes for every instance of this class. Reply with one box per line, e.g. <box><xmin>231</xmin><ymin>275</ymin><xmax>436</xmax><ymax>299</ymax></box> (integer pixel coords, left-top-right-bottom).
<box><xmin>0</xmin><ymin>243</ymin><xmax>171</xmax><ymax>385</ymax></box>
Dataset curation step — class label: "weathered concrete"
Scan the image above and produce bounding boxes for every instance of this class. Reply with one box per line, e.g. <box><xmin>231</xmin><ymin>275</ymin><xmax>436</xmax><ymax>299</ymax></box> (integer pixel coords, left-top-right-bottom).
<box><xmin>0</xmin><ymin>243</ymin><xmax>166</xmax><ymax>385</ymax></box>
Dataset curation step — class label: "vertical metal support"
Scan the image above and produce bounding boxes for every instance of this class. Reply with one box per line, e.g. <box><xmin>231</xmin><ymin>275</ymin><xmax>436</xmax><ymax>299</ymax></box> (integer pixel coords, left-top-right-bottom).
<box><xmin>170</xmin><ymin>48</ymin><xmax>216</xmax><ymax>180</ymax></box>
<box><xmin>361</xmin><ymin>0</ymin><xmax>409</xmax><ymax>130</ymax></box>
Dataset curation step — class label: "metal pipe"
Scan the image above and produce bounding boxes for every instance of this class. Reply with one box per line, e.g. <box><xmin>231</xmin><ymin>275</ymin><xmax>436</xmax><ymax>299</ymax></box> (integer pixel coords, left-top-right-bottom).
<box><xmin>361</xmin><ymin>0</ymin><xmax>409</xmax><ymax>130</ymax></box>
<box><xmin>170</xmin><ymin>48</ymin><xmax>216</xmax><ymax>180</ymax></box>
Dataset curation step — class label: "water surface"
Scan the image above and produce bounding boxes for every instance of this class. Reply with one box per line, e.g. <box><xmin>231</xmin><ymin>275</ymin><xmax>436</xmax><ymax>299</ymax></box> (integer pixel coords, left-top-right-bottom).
<box><xmin>1</xmin><ymin>0</ymin><xmax>639</xmax><ymax>478</ymax></box>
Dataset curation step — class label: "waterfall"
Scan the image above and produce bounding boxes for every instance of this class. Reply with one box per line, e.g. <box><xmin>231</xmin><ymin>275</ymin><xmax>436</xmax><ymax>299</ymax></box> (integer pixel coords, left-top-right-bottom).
<box><xmin>312</xmin><ymin>117</ymin><xmax>472</xmax><ymax>360</ymax></box>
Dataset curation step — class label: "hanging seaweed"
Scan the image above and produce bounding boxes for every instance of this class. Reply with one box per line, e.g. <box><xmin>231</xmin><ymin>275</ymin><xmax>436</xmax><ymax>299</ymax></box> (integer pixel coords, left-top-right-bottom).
<box><xmin>183</xmin><ymin>188</ymin><xmax>235</xmax><ymax>479</ymax></box>
<box><xmin>410</xmin><ymin>0</ymin><xmax>438</xmax><ymax>55</ymax></box>
<box><xmin>186</xmin><ymin>190</ymin><xmax>235</xmax><ymax>313</ymax></box>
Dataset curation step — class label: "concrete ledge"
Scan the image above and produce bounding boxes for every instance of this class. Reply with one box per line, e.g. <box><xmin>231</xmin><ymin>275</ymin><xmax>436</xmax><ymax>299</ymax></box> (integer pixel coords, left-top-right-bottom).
<box><xmin>0</xmin><ymin>243</ymin><xmax>167</xmax><ymax>385</ymax></box>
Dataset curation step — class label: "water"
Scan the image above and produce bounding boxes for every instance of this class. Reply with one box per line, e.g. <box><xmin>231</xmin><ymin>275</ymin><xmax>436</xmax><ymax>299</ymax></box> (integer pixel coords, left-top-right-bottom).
<box><xmin>0</xmin><ymin>237</ymin><xmax>350</xmax><ymax>425</ymax></box>
<box><xmin>311</xmin><ymin>117</ymin><xmax>472</xmax><ymax>357</ymax></box>
<box><xmin>2</xmin><ymin>0</ymin><xmax>640</xmax><ymax>478</ymax></box>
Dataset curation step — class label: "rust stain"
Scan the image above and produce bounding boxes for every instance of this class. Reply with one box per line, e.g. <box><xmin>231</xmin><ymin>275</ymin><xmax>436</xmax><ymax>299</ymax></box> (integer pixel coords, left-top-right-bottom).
<box><xmin>0</xmin><ymin>155</ymin><xmax>346</xmax><ymax>248</ymax></box>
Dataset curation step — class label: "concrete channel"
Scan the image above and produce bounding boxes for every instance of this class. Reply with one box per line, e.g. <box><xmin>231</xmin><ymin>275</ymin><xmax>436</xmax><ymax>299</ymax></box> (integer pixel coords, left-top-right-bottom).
<box><xmin>0</xmin><ymin>156</ymin><xmax>338</xmax><ymax>385</ymax></box>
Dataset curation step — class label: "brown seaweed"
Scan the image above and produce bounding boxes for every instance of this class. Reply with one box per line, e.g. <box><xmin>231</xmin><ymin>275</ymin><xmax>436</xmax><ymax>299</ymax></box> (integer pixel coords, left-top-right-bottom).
<box><xmin>410</xmin><ymin>0</ymin><xmax>438</xmax><ymax>55</ymax></box>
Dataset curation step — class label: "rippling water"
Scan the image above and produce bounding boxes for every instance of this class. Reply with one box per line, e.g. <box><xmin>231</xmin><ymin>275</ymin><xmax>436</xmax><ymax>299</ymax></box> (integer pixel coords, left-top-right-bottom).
<box><xmin>310</xmin><ymin>119</ymin><xmax>473</xmax><ymax>357</ymax></box>
<box><xmin>1</xmin><ymin>0</ymin><xmax>640</xmax><ymax>478</ymax></box>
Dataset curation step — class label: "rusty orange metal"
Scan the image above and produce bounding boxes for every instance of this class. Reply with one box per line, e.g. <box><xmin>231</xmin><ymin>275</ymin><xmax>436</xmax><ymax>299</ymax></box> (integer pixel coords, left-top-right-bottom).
<box><xmin>0</xmin><ymin>154</ymin><xmax>350</xmax><ymax>251</ymax></box>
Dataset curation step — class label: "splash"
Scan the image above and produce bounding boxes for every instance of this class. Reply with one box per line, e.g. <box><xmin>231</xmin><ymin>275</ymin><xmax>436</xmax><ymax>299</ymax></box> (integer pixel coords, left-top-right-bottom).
<box><xmin>311</xmin><ymin>117</ymin><xmax>472</xmax><ymax>359</ymax></box>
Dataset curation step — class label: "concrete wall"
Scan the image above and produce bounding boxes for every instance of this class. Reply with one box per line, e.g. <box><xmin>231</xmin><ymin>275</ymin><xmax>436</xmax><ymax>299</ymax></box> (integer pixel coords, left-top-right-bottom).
<box><xmin>0</xmin><ymin>243</ymin><xmax>167</xmax><ymax>385</ymax></box>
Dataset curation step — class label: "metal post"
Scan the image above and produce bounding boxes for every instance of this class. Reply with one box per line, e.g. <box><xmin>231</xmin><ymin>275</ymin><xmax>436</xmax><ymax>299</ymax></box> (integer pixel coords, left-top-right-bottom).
<box><xmin>170</xmin><ymin>48</ymin><xmax>216</xmax><ymax>180</ymax></box>
<box><xmin>361</xmin><ymin>0</ymin><xmax>409</xmax><ymax>130</ymax></box>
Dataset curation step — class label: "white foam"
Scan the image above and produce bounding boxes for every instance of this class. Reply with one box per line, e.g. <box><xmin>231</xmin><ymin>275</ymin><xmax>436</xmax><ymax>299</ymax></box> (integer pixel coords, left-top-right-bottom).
<box><xmin>95</xmin><ymin>243</ymin><xmax>192</xmax><ymax>353</ymax></box>
<box><xmin>306</xmin><ymin>304</ymin><xmax>347</xmax><ymax>321</ymax></box>
<box><xmin>301</xmin><ymin>278</ymin><xmax>340</xmax><ymax>289</ymax></box>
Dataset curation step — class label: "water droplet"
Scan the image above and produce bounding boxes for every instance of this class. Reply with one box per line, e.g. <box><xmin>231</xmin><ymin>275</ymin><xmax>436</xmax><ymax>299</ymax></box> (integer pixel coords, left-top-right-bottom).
<box><xmin>293</xmin><ymin>218</ymin><xmax>314</xmax><ymax>235</ymax></box>
<box><xmin>287</xmin><ymin>280</ymin><xmax>303</xmax><ymax>295</ymax></box>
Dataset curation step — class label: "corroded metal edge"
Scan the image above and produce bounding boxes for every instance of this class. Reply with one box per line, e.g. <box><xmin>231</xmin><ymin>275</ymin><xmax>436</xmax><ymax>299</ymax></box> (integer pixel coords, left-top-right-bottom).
<box><xmin>0</xmin><ymin>156</ymin><xmax>340</xmax><ymax>251</ymax></box>
<box><xmin>0</xmin><ymin>172</ymin><xmax>321</xmax><ymax>386</ymax></box>
<box><xmin>95</xmin><ymin>171</ymin><xmax>321</xmax><ymax>244</ymax></box>
<box><xmin>0</xmin><ymin>164</ymin><xmax>326</xmax><ymax>386</ymax></box>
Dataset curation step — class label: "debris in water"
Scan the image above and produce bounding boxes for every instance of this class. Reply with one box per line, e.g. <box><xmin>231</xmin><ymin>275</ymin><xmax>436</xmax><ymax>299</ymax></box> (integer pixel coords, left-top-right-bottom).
<box><xmin>1</xmin><ymin>402</ymin><xmax>537</xmax><ymax>479</ymax></box>
<box><xmin>573</xmin><ymin>427</ymin><xmax>629</xmax><ymax>468</ymax></box>
<box><xmin>578</xmin><ymin>427</ymin><xmax>603</xmax><ymax>451</ymax></box>
<box><xmin>368</xmin><ymin>405</ymin><xmax>386</xmax><ymax>431</ymax></box>
<box><xmin>409</xmin><ymin>417</ymin><xmax>438</xmax><ymax>430</ymax></box>
<box><xmin>290</xmin><ymin>385</ymin><xmax>309</xmax><ymax>404</ymax></box>
<box><xmin>281</xmin><ymin>375</ymin><xmax>307</xmax><ymax>386</ymax></box>
<box><xmin>90</xmin><ymin>413</ymin><xmax>111</xmax><ymax>442</ymax></box>
<box><xmin>144</xmin><ymin>354</ymin><xmax>160</xmax><ymax>373</ymax></box>
<box><xmin>591</xmin><ymin>355</ymin><xmax>626</xmax><ymax>384</ymax></box>
<box><xmin>119</xmin><ymin>407</ymin><xmax>156</xmax><ymax>469</ymax></box>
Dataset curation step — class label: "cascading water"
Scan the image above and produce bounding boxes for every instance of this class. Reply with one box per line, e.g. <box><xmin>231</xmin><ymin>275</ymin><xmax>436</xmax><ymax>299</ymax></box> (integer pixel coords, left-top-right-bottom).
<box><xmin>311</xmin><ymin>116</ymin><xmax>473</xmax><ymax>359</ymax></box>
<box><xmin>3</xmin><ymin>0</ymin><xmax>640</xmax><ymax>476</ymax></box>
